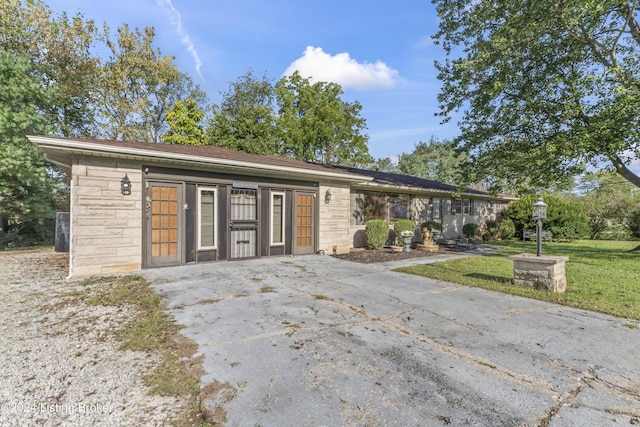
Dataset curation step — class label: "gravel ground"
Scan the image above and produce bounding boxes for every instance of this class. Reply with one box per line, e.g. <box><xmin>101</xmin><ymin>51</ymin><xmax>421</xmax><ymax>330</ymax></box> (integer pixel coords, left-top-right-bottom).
<box><xmin>0</xmin><ymin>250</ymin><xmax>186</xmax><ymax>427</ymax></box>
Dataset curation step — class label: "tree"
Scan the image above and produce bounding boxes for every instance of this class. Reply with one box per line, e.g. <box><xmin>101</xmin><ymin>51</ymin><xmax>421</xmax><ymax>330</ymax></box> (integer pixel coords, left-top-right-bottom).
<box><xmin>164</xmin><ymin>98</ymin><xmax>206</xmax><ymax>145</ymax></box>
<box><xmin>397</xmin><ymin>137</ymin><xmax>468</xmax><ymax>184</ymax></box>
<box><xmin>0</xmin><ymin>0</ymin><xmax>99</xmax><ymax>137</ymax></box>
<box><xmin>275</xmin><ymin>71</ymin><xmax>373</xmax><ymax>167</ymax></box>
<box><xmin>577</xmin><ymin>171</ymin><xmax>638</xmax><ymax>239</ymax></box>
<box><xmin>433</xmin><ymin>0</ymin><xmax>640</xmax><ymax>191</ymax></box>
<box><xmin>95</xmin><ymin>24</ymin><xmax>206</xmax><ymax>142</ymax></box>
<box><xmin>374</xmin><ymin>157</ymin><xmax>398</xmax><ymax>173</ymax></box>
<box><xmin>206</xmin><ymin>70</ymin><xmax>281</xmax><ymax>155</ymax></box>
<box><xmin>0</xmin><ymin>50</ymin><xmax>65</xmax><ymax>247</ymax></box>
<box><xmin>503</xmin><ymin>194</ymin><xmax>590</xmax><ymax>240</ymax></box>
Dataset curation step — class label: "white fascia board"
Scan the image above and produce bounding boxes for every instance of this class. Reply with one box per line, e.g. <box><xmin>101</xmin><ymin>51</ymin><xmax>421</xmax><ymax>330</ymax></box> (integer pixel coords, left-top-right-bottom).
<box><xmin>28</xmin><ymin>136</ymin><xmax>371</xmax><ymax>183</ymax></box>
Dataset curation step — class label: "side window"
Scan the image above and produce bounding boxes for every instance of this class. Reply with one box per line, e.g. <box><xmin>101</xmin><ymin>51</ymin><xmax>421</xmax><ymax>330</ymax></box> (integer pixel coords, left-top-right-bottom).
<box><xmin>453</xmin><ymin>198</ymin><xmax>463</xmax><ymax>215</ymax></box>
<box><xmin>271</xmin><ymin>192</ymin><xmax>285</xmax><ymax>245</ymax></box>
<box><xmin>198</xmin><ymin>187</ymin><xmax>217</xmax><ymax>249</ymax></box>
<box><xmin>463</xmin><ymin>199</ymin><xmax>471</xmax><ymax>215</ymax></box>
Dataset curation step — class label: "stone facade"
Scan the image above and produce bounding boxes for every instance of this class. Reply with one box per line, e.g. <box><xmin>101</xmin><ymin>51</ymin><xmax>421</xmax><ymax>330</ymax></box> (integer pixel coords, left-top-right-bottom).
<box><xmin>509</xmin><ymin>254</ymin><xmax>569</xmax><ymax>292</ymax></box>
<box><xmin>70</xmin><ymin>158</ymin><xmax>143</xmax><ymax>277</ymax></box>
<box><xmin>318</xmin><ymin>183</ymin><xmax>352</xmax><ymax>254</ymax></box>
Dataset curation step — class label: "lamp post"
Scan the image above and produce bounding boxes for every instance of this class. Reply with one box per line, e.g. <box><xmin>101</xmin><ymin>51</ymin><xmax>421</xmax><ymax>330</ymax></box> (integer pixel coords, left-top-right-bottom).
<box><xmin>532</xmin><ymin>197</ymin><xmax>548</xmax><ymax>256</ymax></box>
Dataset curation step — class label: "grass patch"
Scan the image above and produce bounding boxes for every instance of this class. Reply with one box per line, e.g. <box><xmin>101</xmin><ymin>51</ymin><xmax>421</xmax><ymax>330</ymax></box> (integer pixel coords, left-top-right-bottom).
<box><xmin>77</xmin><ymin>275</ymin><xmax>222</xmax><ymax>426</ymax></box>
<box><xmin>397</xmin><ymin>240</ymin><xmax>640</xmax><ymax>320</ymax></box>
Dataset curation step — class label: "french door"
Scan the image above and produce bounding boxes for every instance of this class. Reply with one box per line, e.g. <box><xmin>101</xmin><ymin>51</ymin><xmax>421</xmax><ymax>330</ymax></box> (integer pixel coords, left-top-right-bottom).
<box><xmin>293</xmin><ymin>191</ymin><xmax>315</xmax><ymax>255</ymax></box>
<box><xmin>146</xmin><ymin>182</ymin><xmax>182</xmax><ymax>267</ymax></box>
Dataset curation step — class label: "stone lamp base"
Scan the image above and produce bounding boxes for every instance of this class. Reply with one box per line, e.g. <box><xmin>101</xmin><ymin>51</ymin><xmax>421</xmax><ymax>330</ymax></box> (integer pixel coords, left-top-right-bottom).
<box><xmin>509</xmin><ymin>254</ymin><xmax>569</xmax><ymax>293</ymax></box>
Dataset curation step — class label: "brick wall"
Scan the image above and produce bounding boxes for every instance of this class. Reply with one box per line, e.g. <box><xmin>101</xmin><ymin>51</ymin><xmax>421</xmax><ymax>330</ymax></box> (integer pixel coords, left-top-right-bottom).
<box><xmin>70</xmin><ymin>158</ymin><xmax>143</xmax><ymax>277</ymax></box>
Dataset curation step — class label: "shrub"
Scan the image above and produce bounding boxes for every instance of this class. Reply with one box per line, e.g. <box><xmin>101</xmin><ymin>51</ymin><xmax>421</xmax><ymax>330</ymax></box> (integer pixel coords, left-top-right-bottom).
<box><xmin>365</xmin><ymin>219</ymin><xmax>389</xmax><ymax>249</ymax></box>
<box><xmin>503</xmin><ymin>194</ymin><xmax>589</xmax><ymax>239</ymax></box>
<box><xmin>393</xmin><ymin>219</ymin><xmax>415</xmax><ymax>245</ymax></box>
<box><xmin>500</xmin><ymin>218</ymin><xmax>516</xmax><ymax>240</ymax></box>
<box><xmin>462</xmin><ymin>223</ymin><xmax>480</xmax><ymax>238</ymax></box>
<box><xmin>485</xmin><ymin>220</ymin><xmax>499</xmax><ymax>234</ymax></box>
<box><xmin>0</xmin><ymin>218</ymin><xmax>55</xmax><ymax>249</ymax></box>
<box><xmin>627</xmin><ymin>208</ymin><xmax>640</xmax><ymax>239</ymax></box>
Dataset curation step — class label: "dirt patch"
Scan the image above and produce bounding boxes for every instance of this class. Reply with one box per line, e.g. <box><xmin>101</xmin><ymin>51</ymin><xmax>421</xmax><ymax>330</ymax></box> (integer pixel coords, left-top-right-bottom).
<box><xmin>332</xmin><ymin>245</ymin><xmax>473</xmax><ymax>264</ymax></box>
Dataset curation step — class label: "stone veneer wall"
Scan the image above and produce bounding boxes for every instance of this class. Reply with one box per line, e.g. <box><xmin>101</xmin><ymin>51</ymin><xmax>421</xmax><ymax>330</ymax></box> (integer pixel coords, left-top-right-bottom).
<box><xmin>69</xmin><ymin>158</ymin><xmax>143</xmax><ymax>277</ymax></box>
<box><xmin>317</xmin><ymin>183</ymin><xmax>352</xmax><ymax>254</ymax></box>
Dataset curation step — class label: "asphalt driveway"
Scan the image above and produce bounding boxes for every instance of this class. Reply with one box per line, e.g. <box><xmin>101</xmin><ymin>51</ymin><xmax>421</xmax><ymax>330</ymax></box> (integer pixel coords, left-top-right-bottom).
<box><xmin>145</xmin><ymin>254</ymin><xmax>640</xmax><ymax>426</ymax></box>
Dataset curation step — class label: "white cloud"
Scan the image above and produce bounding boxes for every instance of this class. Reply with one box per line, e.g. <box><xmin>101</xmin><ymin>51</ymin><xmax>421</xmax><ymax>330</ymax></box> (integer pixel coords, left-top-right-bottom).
<box><xmin>283</xmin><ymin>46</ymin><xmax>402</xmax><ymax>90</ymax></box>
<box><xmin>156</xmin><ymin>0</ymin><xmax>204</xmax><ymax>82</ymax></box>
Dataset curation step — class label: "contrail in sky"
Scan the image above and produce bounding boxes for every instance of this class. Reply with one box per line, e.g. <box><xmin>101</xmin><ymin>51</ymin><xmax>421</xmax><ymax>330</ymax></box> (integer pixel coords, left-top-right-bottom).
<box><xmin>157</xmin><ymin>0</ymin><xmax>204</xmax><ymax>82</ymax></box>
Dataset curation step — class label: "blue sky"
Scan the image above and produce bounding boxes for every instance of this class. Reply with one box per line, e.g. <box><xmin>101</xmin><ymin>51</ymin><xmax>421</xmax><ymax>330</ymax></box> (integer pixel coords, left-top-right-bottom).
<box><xmin>44</xmin><ymin>0</ymin><xmax>456</xmax><ymax>161</ymax></box>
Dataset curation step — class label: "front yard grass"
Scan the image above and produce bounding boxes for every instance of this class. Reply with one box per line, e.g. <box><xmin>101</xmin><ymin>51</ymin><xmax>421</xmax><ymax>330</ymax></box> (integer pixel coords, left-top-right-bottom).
<box><xmin>396</xmin><ymin>240</ymin><xmax>640</xmax><ymax>321</ymax></box>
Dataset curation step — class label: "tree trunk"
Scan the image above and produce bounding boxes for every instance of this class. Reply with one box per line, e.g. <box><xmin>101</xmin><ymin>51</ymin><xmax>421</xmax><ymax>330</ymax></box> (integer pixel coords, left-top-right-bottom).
<box><xmin>609</xmin><ymin>154</ymin><xmax>640</xmax><ymax>188</ymax></box>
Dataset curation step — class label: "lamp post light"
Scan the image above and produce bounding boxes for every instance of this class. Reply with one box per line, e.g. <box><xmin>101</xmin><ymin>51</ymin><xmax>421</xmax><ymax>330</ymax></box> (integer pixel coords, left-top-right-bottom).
<box><xmin>532</xmin><ymin>197</ymin><xmax>548</xmax><ymax>256</ymax></box>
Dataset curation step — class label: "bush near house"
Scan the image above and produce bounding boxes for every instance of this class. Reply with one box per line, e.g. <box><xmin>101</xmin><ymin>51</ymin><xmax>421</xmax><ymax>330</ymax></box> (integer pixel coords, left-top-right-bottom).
<box><xmin>365</xmin><ymin>219</ymin><xmax>389</xmax><ymax>249</ymax></box>
<box><xmin>393</xmin><ymin>219</ymin><xmax>415</xmax><ymax>245</ymax></box>
<box><xmin>483</xmin><ymin>220</ymin><xmax>499</xmax><ymax>242</ymax></box>
<box><xmin>462</xmin><ymin>223</ymin><xmax>480</xmax><ymax>239</ymax></box>
<box><xmin>500</xmin><ymin>218</ymin><xmax>516</xmax><ymax>240</ymax></box>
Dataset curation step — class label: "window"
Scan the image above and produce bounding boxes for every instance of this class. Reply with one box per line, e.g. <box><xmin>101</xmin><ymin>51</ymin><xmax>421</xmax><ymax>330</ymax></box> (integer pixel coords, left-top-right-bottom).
<box><xmin>453</xmin><ymin>198</ymin><xmax>463</xmax><ymax>215</ymax></box>
<box><xmin>350</xmin><ymin>190</ymin><xmax>410</xmax><ymax>225</ymax></box>
<box><xmin>453</xmin><ymin>198</ymin><xmax>474</xmax><ymax>215</ymax></box>
<box><xmin>388</xmin><ymin>194</ymin><xmax>410</xmax><ymax>222</ymax></box>
<box><xmin>230</xmin><ymin>188</ymin><xmax>257</xmax><ymax>221</ymax></box>
<box><xmin>432</xmin><ymin>197</ymin><xmax>441</xmax><ymax>221</ymax></box>
<box><xmin>198</xmin><ymin>187</ymin><xmax>217</xmax><ymax>249</ymax></box>
<box><xmin>463</xmin><ymin>199</ymin><xmax>471</xmax><ymax>215</ymax></box>
<box><xmin>270</xmin><ymin>192</ymin><xmax>285</xmax><ymax>245</ymax></box>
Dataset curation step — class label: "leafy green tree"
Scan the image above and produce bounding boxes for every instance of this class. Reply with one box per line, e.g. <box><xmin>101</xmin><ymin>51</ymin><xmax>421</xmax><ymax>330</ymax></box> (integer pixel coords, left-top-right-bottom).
<box><xmin>577</xmin><ymin>171</ymin><xmax>638</xmax><ymax>239</ymax></box>
<box><xmin>164</xmin><ymin>98</ymin><xmax>206</xmax><ymax>145</ymax></box>
<box><xmin>0</xmin><ymin>0</ymin><xmax>99</xmax><ymax>137</ymax></box>
<box><xmin>0</xmin><ymin>50</ymin><xmax>65</xmax><ymax>247</ymax></box>
<box><xmin>397</xmin><ymin>137</ymin><xmax>468</xmax><ymax>184</ymax></box>
<box><xmin>374</xmin><ymin>157</ymin><xmax>398</xmax><ymax>173</ymax></box>
<box><xmin>206</xmin><ymin>70</ymin><xmax>281</xmax><ymax>155</ymax></box>
<box><xmin>504</xmin><ymin>194</ymin><xmax>590</xmax><ymax>240</ymax></box>
<box><xmin>433</xmin><ymin>0</ymin><xmax>640</xmax><ymax>191</ymax></box>
<box><xmin>627</xmin><ymin>208</ymin><xmax>640</xmax><ymax>239</ymax></box>
<box><xmin>275</xmin><ymin>71</ymin><xmax>373</xmax><ymax>167</ymax></box>
<box><xmin>96</xmin><ymin>24</ymin><xmax>206</xmax><ymax>142</ymax></box>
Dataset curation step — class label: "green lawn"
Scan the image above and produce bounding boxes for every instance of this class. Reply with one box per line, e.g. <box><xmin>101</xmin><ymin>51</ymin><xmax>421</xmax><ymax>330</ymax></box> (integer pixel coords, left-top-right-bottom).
<box><xmin>396</xmin><ymin>240</ymin><xmax>640</xmax><ymax>321</ymax></box>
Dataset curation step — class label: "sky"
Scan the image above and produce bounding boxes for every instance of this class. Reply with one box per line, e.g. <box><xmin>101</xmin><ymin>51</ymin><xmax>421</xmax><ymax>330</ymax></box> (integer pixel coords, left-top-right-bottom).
<box><xmin>40</xmin><ymin>0</ymin><xmax>640</xmax><ymax>177</ymax></box>
<box><xmin>44</xmin><ymin>0</ymin><xmax>455</xmax><ymax>161</ymax></box>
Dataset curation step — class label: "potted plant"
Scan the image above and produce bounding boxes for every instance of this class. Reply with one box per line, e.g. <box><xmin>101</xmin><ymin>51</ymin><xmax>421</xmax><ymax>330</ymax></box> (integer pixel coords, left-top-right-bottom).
<box><xmin>399</xmin><ymin>230</ymin><xmax>414</xmax><ymax>252</ymax></box>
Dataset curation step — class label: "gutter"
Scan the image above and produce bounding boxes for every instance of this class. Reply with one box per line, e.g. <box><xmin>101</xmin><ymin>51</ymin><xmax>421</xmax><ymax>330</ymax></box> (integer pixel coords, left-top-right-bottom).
<box><xmin>353</xmin><ymin>181</ymin><xmax>517</xmax><ymax>202</ymax></box>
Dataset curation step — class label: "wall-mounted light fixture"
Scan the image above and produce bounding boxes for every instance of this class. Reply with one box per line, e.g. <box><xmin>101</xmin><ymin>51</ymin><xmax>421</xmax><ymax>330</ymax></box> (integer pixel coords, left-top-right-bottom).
<box><xmin>121</xmin><ymin>174</ymin><xmax>132</xmax><ymax>195</ymax></box>
<box><xmin>325</xmin><ymin>189</ymin><xmax>332</xmax><ymax>203</ymax></box>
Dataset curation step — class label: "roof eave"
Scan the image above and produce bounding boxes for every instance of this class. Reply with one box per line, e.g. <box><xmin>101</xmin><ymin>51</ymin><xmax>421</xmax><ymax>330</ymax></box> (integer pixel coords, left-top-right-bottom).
<box><xmin>28</xmin><ymin>136</ymin><xmax>371</xmax><ymax>183</ymax></box>
<box><xmin>353</xmin><ymin>181</ymin><xmax>516</xmax><ymax>201</ymax></box>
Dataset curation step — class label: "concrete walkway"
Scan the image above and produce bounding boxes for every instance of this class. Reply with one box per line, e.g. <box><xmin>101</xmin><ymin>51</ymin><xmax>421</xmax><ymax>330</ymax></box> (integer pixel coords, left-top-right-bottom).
<box><xmin>145</xmin><ymin>253</ymin><xmax>640</xmax><ymax>426</ymax></box>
